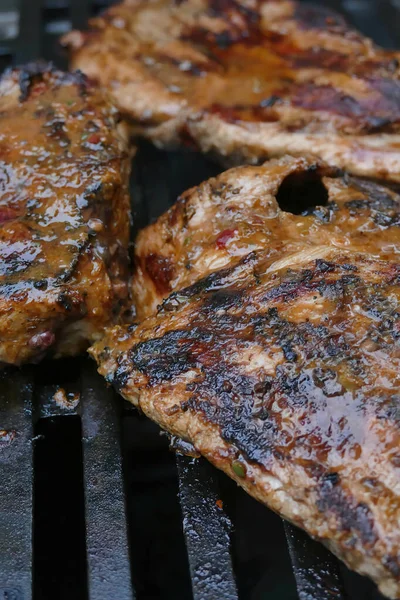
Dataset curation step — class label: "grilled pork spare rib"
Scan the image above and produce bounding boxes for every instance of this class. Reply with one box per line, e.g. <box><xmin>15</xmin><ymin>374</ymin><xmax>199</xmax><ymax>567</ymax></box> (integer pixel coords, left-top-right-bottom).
<box><xmin>0</xmin><ymin>63</ymin><xmax>131</xmax><ymax>366</ymax></box>
<box><xmin>63</xmin><ymin>0</ymin><xmax>400</xmax><ymax>182</ymax></box>
<box><xmin>90</xmin><ymin>157</ymin><xmax>400</xmax><ymax>598</ymax></box>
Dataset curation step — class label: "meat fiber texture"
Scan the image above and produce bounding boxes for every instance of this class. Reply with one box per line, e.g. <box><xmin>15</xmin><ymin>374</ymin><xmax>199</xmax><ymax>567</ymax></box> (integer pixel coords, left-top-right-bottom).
<box><xmin>64</xmin><ymin>0</ymin><xmax>400</xmax><ymax>182</ymax></box>
<box><xmin>0</xmin><ymin>63</ymin><xmax>132</xmax><ymax>365</ymax></box>
<box><xmin>91</xmin><ymin>156</ymin><xmax>400</xmax><ymax>598</ymax></box>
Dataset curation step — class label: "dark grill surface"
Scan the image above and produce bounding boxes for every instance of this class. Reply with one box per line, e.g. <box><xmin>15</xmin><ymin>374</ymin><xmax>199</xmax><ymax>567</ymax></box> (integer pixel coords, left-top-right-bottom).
<box><xmin>0</xmin><ymin>1</ymin><xmax>398</xmax><ymax>599</ymax></box>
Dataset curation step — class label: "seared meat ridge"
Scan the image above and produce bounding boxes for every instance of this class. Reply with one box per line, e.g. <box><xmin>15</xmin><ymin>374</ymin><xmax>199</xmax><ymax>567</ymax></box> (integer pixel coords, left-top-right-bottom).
<box><xmin>0</xmin><ymin>63</ymin><xmax>131</xmax><ymax>365</ymax></box>
<box><xmin>64</xmin><ymin>0</ymin><xmax>400</xmax><ymax>181</ymax></box>
<box><xmin>133</xmin><ymin>156</ymin><xmax>400</xmax><ymax>319</ymax></box>
<box><xmin>91</xmin><ymin>248</ymin><xmax>400</xmax><ymax>599</ymax></box>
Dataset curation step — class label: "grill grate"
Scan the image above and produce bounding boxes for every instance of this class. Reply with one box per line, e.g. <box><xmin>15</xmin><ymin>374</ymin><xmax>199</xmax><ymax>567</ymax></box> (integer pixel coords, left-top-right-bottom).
<box><xmin>0</xmin><ymin>1</ymin><xmax>397</xmax><ymax>599</ymax></box>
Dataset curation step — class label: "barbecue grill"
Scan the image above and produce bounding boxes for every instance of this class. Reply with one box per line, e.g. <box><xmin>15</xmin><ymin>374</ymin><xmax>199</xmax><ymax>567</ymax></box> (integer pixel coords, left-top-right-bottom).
<box><xmin>0</xmin><ymin>1</ymin><xmax>398</xmax><ymax>599</ymax></box>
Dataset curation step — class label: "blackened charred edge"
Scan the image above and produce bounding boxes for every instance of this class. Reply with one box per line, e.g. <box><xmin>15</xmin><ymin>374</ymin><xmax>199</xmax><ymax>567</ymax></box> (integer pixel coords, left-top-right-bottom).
<box><xmin>322</xmin><ymin>471</ymin><xmax>341</xmax><ymax>486</ymax></box>
<box><xmin>349</xmin><ymin>176</ymin><xmax>400</xmax><ymax>207</ymax></box>
<box><xmin>291</xmin><ymin>84</ymin><xmax>395</xmax><ymax>132</ymax></box>
<box><xmin>57</xmin><ymin>290</ymin><xmax>86</xmax><ymax>315</ymax></box>
<box><xmin>317</xmin><ymin>477</ymin><xmax>377</xmax><ymax>546</ymax></box>
<box><xmin>67</xmin><ymin>69</ymin><xmax>90</xmax><ymax>97</ymax></box>
<box><xmin>384</xmin><ymin>555</ymin><xmax>400</xmax><ymax>578</ymax></box>
<box><xmin>315</xmin><ymin>259</ymin><xmax>336</xmax><ymax>273</ymax></box>
<box><xmin>159</xmin><ymin>251</ymin><xmax>258</xmax><ymax>313</ymax></box>
<box><xmin>128</xmin><ymin>328</ymin><xmax>200</xmax><ymax>385</ymax></box>
<box><xmin>119</xmin><ymin>262</ymin><xmax>400</xmax><ymax>477</ymax></box>
<box><xmin>345</xmin><ymin>177</ymin><xmax>400</xmax><ymax>226</ymax></box>
<box><xmin>294</xmin><ymin>3</ymin><xmax>348</xmax><ymax>32</ymax></box>
<box><xmin>0</xmin><ymin>236</ymin><xmax>90</xmax><ymax>296</ymax></box>
<box><xmin>112</xmin><ymin>351</ymin><xmax>135</xmax><ymax>390</ymax></box>
<box><xmin>55</xmin><ymin>238</ymin><xmax>91</xmax><ymax>284</ymax></box>
<box><xmin>2</xmin><ymin>61</ymin><xmax>90</xmax><ymax>102</ymax></box>
<box><xmin>15</xmin><ymin>61</ymin><xmax>53</xmax><ymax>101</ymax></box>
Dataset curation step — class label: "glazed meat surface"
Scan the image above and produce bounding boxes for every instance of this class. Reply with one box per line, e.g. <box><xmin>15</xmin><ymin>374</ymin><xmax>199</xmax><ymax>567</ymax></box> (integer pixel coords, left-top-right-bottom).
<box><xmin>63</xmin><ymin>0</ymin><xmax>400</xmax><ymax>181</ymax></box>
<box><xmin>0</xmin><ymin>63</ymin><xmax>131</xmax><ymax>366</ymax></box>
<box><xmin>91</xmin><ymin>158</ymin><xmax>400</xmax><ymax>597</ymax></box>
<box><xmin>133</xmin><ymin>156</ymin><xmax>400</xmax><ymax>319</ymax></box>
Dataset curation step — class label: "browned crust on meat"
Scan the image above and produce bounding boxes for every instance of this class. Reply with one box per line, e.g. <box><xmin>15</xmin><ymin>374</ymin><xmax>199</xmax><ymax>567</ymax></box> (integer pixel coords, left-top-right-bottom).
<box><xmin>63</xmin><ymin>0</ymin><xmax>400</xmax><ymax>181</ymax></box>
<box><xmin>91</xmin><ymin>249</ymin><xmax>400</xmax><ymax>599</ymax></box>
<box><xmin>91</xmin><ymin>156</ymin><xmax>400</xmax><ymax>597</ymax></box>
<box><xmin>0</xmin><ymin>62</ymin><xmax>132</xmax><ymax>365</ymax></box>
<box><xmin>132</xmin><ymin>155</ymin><xmax>400</xmax><ymax>319</ymax></box>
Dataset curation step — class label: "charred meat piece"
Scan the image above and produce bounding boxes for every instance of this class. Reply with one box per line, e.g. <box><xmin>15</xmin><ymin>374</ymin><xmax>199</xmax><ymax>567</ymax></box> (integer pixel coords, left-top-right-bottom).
<box><xmin>92</xmin><ymin>249</ymin><xmax>400</xmax><ymax>599</ymax></box>
<box><xmin>133</xmin><ymin>156</ymin><xmax>400</xmax><ymax>319</ymax></box>
<box><xmin>64</xmin><ymin>0</ymin><xmax>400</xmax><ymax>181</ymax></box>
<box><xmin>90</xmin><ymin>159</ymin><xmax>400</xmax><ymax>597</ymax></box>
<box><xmin>0</xmin><ymin>63</ymin><xmax>132</xmax><ymax>366</ymax></box>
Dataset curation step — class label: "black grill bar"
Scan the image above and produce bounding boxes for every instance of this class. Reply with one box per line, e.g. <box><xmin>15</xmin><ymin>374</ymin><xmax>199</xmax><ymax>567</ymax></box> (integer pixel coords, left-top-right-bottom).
<box><xmin>0</xmin><ymin>369</ymin><xmax>34</xmax><ymax>600</ymax></box>
<box><xmin>284</xmin><ymin>522</ymin><xmax>347</xmax><ymax>600</ymax></box>
<box><xmin>340</xmin><ymin>0</ymin><xmax>399</xmax><ymax>47</ymax></box>
<box><xmin>80</xmin><ymin>362</ymin><xmax>134</xmax><ymax>600</ymax></box>
<box><xmin>70</xmin><ymin>0</ymin><xmax>90</xmax><ymax>29</ymax></box>
<box><xmin>0</xmin><ymin>1</ymin><xmax>397</xmax><ymax>599</ymax></box>
<box><xmin>16</xmin><ymin>0</ymin><xmax>42</xmax><ymax>64</ymax></box>
<box><xmin>176</xmin><ymin>455</ymin><xmax>238</xmax><ymax>600</ymax></box>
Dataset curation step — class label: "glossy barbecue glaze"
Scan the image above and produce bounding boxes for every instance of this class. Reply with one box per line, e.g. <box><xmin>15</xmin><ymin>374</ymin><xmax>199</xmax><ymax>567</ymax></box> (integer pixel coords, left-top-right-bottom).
<box><xmin>92</xmin><ymin>250</ymin><xmax>400</xmax><ymax>599</ymax></box>
<box><xmin>0</xmin><ymin>63</ymin><xmax>131</xmax><ymax>365</ymax></box>
<box><xmin>91</xmin><ymin>158</ymin><xmax>400</xmax><ymax>598</ymax></box>
<box><xmin>64</xmin><ymin>0</ymin><xmax>400</xmax><ymax>181</ymax></box>
<box><xmin>133</xmin><ymin>156</ymin><xmax>400</xmax><ymax>319</ymax></box>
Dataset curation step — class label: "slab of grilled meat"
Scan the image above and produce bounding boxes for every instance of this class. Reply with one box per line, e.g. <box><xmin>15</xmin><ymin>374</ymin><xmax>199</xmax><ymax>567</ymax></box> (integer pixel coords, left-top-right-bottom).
<box><xmin>63</xmin><ymin>0</ymin><xmax>400</xmax><ymax>182</ymax></box>
<box><xmin>0</xmin><ymin>63</ymin><xmax>131</xmax><ymax>366</ymax></box>
<box><xmin>91</xmin><ymin>157</ymin><xmax>400</xmax><ymax>597</ymax></box>
<box><xmin>133</xmin><ymin>155</ymin><xmax>400</xmax><ymax>319</ymax></box>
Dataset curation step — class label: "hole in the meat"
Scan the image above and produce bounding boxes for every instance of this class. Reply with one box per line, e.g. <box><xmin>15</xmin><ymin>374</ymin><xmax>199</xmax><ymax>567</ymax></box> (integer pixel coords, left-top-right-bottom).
<box><xmin>276</xmin><ymin>167</ymin><xmax>330</xmax><ymax>215</ymax></box>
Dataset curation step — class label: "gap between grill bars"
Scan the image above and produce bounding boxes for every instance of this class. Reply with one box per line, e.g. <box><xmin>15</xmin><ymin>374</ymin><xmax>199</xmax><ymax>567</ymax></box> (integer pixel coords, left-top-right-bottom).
<box><xmin>0</xmin><ymin>1</ymin><xmax>398</xmax><ymax>599</ymax></box>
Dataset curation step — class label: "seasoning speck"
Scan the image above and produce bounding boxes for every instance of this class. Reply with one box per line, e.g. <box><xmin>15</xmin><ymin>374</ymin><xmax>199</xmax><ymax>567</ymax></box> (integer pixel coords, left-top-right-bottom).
<box><xmin>88</xmin><ymin>218</ymin><xmax>104</xmax><ymax>233</ymax></box>
<box><xmin>53</xmin><ymin>388</ymin><xmax>80</xmax><ymax>410</ymax></box>
<box><xmin>232</xmin><ymin>460</ymin><xmax>246</xmax><ymax>478</ymax></box>
<box><xmin>0</xmin><ymin>430</ymin><xmax>16</xmax><ymax>444</ymax></box>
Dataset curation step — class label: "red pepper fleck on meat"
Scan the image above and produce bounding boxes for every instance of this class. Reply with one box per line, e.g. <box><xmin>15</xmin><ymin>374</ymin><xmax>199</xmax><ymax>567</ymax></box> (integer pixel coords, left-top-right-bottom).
<box><xmin>216</xmin><ymin>228</ymin><xmax>238</xmax><ymax>249</ymax></box>
<box><xmin>31</xmin><ymin>82</ymin><xmax>47</xmax><ymax>98</ymax></box>
<box><xmin>87</xmin><ymin>133</ymin><xmax>101</xmax><ymax>144</ymax></box>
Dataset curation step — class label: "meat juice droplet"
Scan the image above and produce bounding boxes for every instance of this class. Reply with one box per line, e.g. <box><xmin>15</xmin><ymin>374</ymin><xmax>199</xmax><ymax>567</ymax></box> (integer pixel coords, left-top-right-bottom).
<box><xmin>216</xmin><ymin>229</ymin><xmax>238</xmax><ymax>249</ymax></box>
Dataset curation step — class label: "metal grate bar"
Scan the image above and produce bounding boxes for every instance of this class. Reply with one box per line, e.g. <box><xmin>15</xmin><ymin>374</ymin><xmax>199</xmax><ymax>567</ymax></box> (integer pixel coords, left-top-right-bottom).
<box><xmin>339</xmin><ymin>0</ymin><xmax>399</xmax><ymax>47</ymax></box>
<box><xmin>70</xmin><ymin>0</ymin><xmax>91</xmax><ymax>29</ymax></box>
<box><xmin>177</xmin><ymin>455</ymin><xmax>238</xmax><ymax>600</ymax></box>
<box><xmin>0</xmin><ymin>369</ymin><xmax>33</xmax><ymax>600</ymax></box>
<box><xmin>16</xmin><ymin>0</ymin><xmax>43</xmax><ymax>64</ymax></box>
<box><xmin>285</xmin><ymin>522</ymin><xmax>347</xmax><ymax>600</ymax></box>
<box><xmin>80</xmin><ymin>361</ymin><xmax>134</xmax><ymax>600</ymax></box>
